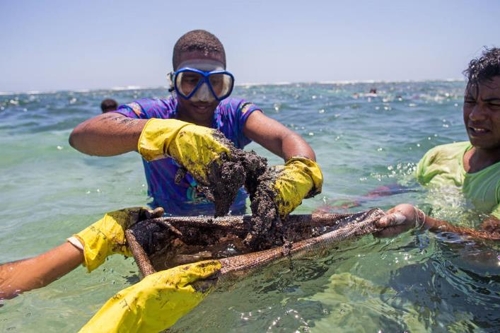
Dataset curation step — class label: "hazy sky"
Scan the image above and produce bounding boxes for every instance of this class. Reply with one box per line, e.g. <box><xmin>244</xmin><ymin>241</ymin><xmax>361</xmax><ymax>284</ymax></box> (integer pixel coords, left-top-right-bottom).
<box><xmin>1</xmin><ymin>0</ymin><xmax>499</xmax><ymax>92</ymax></box>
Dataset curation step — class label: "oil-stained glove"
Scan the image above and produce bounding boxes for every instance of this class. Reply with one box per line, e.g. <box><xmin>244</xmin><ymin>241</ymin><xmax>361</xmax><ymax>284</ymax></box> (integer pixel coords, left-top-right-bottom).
<box><xmin>69</xmin><ymin>207</ymin><xmax>164</xmax><ymax>272</ymax></box>
<box><xmin>138</xmin><ymin>118</ymin><xmax>232</xmax><ymax>185</ymax></box>
<box><xmin>271</xmin><ymin>156</ymin><xmax>323</xmax><ymax>219</ymax></box>
<box><xmin>79</xmin><ymin>260</ymin><xmax>222</xmax><ymax>333</ymax></box>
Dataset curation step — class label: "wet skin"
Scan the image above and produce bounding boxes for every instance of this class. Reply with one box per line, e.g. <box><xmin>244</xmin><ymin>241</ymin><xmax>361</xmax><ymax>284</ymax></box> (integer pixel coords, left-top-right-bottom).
<box><xmin>463</xmin><ymin>76</ymin><xmax>500</xmax><ymax>172</ymax></box>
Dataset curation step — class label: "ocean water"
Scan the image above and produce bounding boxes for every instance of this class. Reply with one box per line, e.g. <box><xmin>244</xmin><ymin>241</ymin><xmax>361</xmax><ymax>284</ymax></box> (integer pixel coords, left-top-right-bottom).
<box><xmin>1</xmin><ymin>81</ymin><xmax>499</xmax><ymax>332</ymax></box>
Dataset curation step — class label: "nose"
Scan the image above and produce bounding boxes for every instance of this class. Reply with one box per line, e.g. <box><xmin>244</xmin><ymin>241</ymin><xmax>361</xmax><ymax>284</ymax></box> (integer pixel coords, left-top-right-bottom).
<box><xmin>468</xmin><ymin>103</ymin><xmax>487</xmax><ymax>121</ymax></box>
<box><xmin>193</xmin><ymin>83</ymin><xmax>214</xmax><ymax>102</ymax></box>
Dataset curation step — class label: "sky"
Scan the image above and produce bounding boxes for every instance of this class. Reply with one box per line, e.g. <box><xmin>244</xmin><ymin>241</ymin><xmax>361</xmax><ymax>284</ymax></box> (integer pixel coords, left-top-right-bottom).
<box><xmin>1</xmin><ymin>0</ymin><xmax>499</xmax><ymax>93</ymax></box>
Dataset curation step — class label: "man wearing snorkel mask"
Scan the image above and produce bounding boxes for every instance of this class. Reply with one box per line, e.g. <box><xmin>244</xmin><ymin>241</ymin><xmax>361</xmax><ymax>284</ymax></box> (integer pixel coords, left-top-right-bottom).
<box><xmin>70</xmin><ymin>29</ymin><xmax>322</xmax><ymax>217</ymax></box>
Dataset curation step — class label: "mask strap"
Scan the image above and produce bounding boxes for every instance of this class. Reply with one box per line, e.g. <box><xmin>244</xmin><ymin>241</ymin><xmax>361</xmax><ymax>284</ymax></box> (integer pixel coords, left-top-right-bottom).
<box><xmin>167</xmin><ymin>72</ymin><xmax>174</xmax><ymax>92</ymax></box>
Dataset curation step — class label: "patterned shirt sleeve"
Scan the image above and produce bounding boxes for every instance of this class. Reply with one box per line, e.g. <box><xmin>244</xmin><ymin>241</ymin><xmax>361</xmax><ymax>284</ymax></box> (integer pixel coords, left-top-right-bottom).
<box><xmin>216</xmin><ymin>98</ymin><xmax>262</xmax><ymax>148</ymax></box>
<box><xmin>114</xmin><ymin>98</ymin><xmax>177</xmax><ymax>119</ymax></box>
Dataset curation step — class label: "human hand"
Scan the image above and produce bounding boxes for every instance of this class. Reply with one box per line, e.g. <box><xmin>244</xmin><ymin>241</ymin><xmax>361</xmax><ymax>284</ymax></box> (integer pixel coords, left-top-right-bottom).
<box><xmin>271</xmin><ymin>156</ymin><xmax>323</xmax><ymax>219</ymax></box>
<box><xmin>71</xmin><ymin>206</ymin><xmax>164</xmax><ymax>272</ymax></box>
<box><xmin>374</xmin><ymin>203</ymin><xmax>426</xmax><ymax>237</ymax></box>
<box><xmin>138</xmin><ymin>118</ymin><xmax>232</xmax><ymax>185</ymax></box>
<box><xmin>79</xmin><ymin>260</ymin><xmax>222</xmax><ymax>333</ymax></box>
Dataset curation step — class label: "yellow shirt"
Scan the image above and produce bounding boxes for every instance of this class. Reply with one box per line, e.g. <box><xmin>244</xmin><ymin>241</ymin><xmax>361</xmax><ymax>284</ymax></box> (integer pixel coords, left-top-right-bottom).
<box><xmin>416</xmin><ymin>141</ymin><xmax>500</xmax><ymax>219</ymax></box>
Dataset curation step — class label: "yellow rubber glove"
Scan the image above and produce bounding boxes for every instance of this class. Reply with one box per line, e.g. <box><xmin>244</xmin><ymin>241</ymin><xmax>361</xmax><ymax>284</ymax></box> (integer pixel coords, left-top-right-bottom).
<box><xmin>72</xmin><ymin>207</ymin><xmax>164</xmax><ymax>272</ymax></box>
<box><xmin>138</xmin><ymin>118</ymin><xmax>231</xmax><ymax>185</ymax></box>
<box><xmin>272</xmin><ymin>156</ymin><xmax>323</xmax><ymax>218</ymax></box>
<box><xmin>79</xmin><ymin>260</ymin><xmax>222</xmax><ymax>333</ymax></box>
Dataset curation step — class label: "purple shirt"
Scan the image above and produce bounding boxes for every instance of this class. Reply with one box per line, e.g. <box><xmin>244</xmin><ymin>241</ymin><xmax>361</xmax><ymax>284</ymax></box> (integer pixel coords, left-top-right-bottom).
<box><xmin>115</xmin><ymin>97</ymin><xmax>261</xmax><ymax>216</ymax></box>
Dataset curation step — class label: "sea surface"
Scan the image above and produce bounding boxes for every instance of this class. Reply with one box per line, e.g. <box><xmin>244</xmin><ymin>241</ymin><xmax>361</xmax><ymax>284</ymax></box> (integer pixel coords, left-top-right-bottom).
<box><xmin>1</xmin><ymin>81</ymin><xmax>499</xmax><ymax>332</ymax></box>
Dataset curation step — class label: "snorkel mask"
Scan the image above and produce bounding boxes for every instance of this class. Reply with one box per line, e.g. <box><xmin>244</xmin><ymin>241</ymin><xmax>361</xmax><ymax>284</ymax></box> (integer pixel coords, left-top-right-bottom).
<box><xmin>168</xmin><ymin>67</ymin><xmax>234</xmax><ymax>102</ymax></box>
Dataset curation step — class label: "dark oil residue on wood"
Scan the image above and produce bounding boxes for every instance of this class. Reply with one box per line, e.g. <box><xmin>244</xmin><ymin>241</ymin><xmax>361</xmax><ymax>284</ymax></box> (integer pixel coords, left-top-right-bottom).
<box><xmin>128</xmin><ymin>132</ymin><xmax>383</xmax><ymax>274</ymax></box>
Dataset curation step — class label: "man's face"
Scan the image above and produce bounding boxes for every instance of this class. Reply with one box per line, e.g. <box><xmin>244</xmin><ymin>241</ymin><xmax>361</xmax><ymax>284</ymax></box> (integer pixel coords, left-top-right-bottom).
<box><xmin>463</xmin><ymin>76</ymin><xmax>500</xmax><ymax>151</ymax></box>
<box><xmin>173</xmin><ymin>51</ymin><xmax>226</xmax><ymax>124</ymax></box>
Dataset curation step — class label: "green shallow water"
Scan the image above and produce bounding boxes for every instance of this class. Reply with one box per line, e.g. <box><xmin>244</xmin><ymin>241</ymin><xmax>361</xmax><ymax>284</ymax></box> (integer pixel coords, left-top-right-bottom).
<box><xmin>1</xmin><ymin>81</ymin><xmax>499</xmax><ymax>332</ymax></box>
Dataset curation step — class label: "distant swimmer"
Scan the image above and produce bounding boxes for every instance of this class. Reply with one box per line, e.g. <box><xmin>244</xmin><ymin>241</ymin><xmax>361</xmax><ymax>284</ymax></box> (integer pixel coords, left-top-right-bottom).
<box><xmin>100</xmin><ymin>98</ymin><xmax>118</xmax><ymax>113</ymax></box>
<box><xmin>366</xmin><ymin>88</ymin><xmax>378</xmax><ymax>97</ymax></box>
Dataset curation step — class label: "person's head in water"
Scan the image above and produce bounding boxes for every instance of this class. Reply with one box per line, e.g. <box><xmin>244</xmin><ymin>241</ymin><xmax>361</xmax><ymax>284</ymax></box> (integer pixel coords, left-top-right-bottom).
<box><xmin>100</xmin><ymin>99</ymin><xmax>118</xmax><ymax>113</ymax></box>
<box><xmin>168</xmin><ymin>30</ymin><xmax>234</xmax><ymax>125</ymax></box>
<box><xmin>462</xmin><ymin>47</ymin><xmax>500</xmax><ymax>152</ymax></box>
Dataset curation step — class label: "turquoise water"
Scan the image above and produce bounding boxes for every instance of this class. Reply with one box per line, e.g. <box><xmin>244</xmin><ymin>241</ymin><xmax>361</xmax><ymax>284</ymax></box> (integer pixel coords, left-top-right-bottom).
<box><xmin>1</xmin><ymin>81</ymin><xmax>499</xmax><ymax>332</ymax></box>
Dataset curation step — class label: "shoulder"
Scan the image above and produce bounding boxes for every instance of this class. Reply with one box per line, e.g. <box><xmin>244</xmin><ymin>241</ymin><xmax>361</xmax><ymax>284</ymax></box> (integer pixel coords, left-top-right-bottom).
<box><xmin>132</xmin><ymin>98</ymin><xmax>176</xmax><ymax>110</ymax></box>
<box><xmin>218</xmin><ymin>98</ymin><xmax>261</xmax><ymax>112</ymax></box>
<box><xmin>216</xmin><ymin>98</ymin><xmax>262</xmax><ymax>123</ymax></box>
<box><xmin>422</xmin><ymin>141</ymin><xmax>470</xmax><ymax>161</ymax></box>
<box><xmin>117</xmin><ymin>97</ymin><xmax>176</xmax><ymax>119</ymax></box>
<box><xmin>416</xmin><ymin>141</ymin><xmax>469</xmax><ymax>185</ymax></box>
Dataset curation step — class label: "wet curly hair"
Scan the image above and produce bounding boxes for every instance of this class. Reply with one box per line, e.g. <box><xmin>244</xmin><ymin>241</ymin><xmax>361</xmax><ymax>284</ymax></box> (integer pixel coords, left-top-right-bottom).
<box><xmin>172</xmin><ymin>29</ymin><xmax>226</xmax><ymax>70</ymax></box>
<box><xmin>463</xmin><ymin>47</ymin><xmax>500</xmax><ymax>85</ymax></box>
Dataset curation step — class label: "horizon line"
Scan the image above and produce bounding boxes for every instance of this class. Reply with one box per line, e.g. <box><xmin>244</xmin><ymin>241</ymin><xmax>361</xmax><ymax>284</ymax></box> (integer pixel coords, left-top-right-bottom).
<box><xmin>0</xmin><ymin>78</ymin><xmax>465</xmax><ymax>95</ymax></box>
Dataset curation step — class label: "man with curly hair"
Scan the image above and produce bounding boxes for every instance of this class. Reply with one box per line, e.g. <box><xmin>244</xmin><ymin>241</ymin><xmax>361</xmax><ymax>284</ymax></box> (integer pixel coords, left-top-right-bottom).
<box><xmin>378</xmin><ymin>47</ymin><xmax>500</xmax><ymax>238</ymax></box>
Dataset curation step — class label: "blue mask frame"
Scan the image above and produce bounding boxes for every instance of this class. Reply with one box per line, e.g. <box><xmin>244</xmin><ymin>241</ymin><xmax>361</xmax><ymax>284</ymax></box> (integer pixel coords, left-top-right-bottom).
<box><xmin>170</xmin><ymin>67</ymin><xmax>235</xmax><ymax>102</ymax></box>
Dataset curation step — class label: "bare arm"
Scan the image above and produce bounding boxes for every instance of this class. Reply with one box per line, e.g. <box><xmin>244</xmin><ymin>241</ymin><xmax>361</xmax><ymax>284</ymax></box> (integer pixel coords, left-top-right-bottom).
<box><xmin>69</xmin><ymin>112</ymin><xmax>148</xmax><ymax>156</ymax></box>
<box><xmin>0</xmin><ymin>207</ymin><xmax>165</xmax><ymax>300</ymax></box>
<box><xmin>427</xmin><ymin>214</ymin><xmax>500</xmax><ymax>239</ymax></box>
<box><xmin>376</xmin><ymin>203</ymin><xmax>500</xmax><ymax>240</ymax></box>
<box><xmin>0</xmin><ymin>242</ymin><xmax>83</xmax><ymax>300</ymax></box>
<box><xmin>243</xmin><ymin>111</ymin><xmax>316</xmax><ymax>161</ymax></box>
